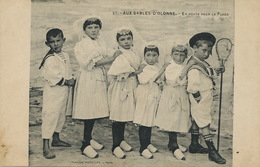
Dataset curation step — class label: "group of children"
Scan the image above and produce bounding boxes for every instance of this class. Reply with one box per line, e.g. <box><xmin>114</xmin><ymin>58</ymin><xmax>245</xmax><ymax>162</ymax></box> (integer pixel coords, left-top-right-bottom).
<box><xmin>39</xmin><ymin>17</ymin><xmax>226</xmax><ymax>164</ymax></box>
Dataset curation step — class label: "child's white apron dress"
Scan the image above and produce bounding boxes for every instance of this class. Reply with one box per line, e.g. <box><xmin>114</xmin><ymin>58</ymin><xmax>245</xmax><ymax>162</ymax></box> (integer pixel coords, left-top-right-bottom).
<box><xmin>133</xmin><ymin>64</ymin><xmax>161</xmax><ymax>127</ymax></box>
<box><xmin>108</xmin><ymin>47</ymin><xmax>141</xmax><ymax>122</ymax></box>
<box><xmin>72</xmin><ymin>36</ymin><xmax>109</xmax><ymax>120</ymax></box>
<box><xmin>155</xmin><ymin>60</ymin><xmax>191</xmax><ymax>132</ymax></box>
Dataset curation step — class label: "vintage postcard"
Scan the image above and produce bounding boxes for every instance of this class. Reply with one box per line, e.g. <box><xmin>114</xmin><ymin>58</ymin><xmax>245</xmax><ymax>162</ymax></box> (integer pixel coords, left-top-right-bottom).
<box><xmin>0</xmin><ymin>0</ymin><xmax>259</xmax><ymax>166</ymax></box>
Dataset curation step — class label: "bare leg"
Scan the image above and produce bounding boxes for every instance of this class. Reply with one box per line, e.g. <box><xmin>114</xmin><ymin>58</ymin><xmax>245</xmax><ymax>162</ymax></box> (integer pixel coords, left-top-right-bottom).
<box><xmin>51</xmin><ymin>132</ymin><xmax>71</xmax><ymax>147</ymax></box>
<box><xmin>43</xmin><ymin>139</ymin><xmax>55</xmax><ymax>159</ymax></box>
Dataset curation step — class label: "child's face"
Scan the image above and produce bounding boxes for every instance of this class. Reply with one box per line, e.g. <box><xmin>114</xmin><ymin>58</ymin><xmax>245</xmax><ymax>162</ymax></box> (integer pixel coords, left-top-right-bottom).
<box><xmin>193</xmin><ymin>43</ymin><xmax>212</xmax><ymax>60</ymax></box>
<box><xmin>45</xmin><ymin>34</ymin><xmax>65</xmax><ymax>53</ymax></box>
<box><xmin>144</xmin><ymin>51</ymin><xmax>159</xmax><ymax>65</ymax></box>
<box><xmin>84</xmin><ymin>24</ymin><xmax>100</xmax><ymax>40</ymax></box>
<box><xmin>171</xmin><ymin>51</ymin><xmax>187</xmax><ymax>64</ymax></box>
<box><xmin>118</xmin><ymin>35</ymin><xmax>133</xmax><ymax>50</ymax></box>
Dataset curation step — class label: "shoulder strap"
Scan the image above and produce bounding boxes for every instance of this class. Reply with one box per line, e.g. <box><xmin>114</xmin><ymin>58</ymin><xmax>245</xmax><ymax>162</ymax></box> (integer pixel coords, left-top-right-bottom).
<box><xmin>189</xmin><ymin>65</ymin><xmax>216</xmax><ymax>87</ymax></box>
<box><xmin>189</xmin><ymin>65</ymin><xmax>210</xmax><ymax>77</ymax></box>
<box><xmin>39</xmin><ymin>50</ymin><xmax>54</xmax><ymax>69</ymax></box>
<box><xmin>187</xmin><ymin>56</ymin><xmax>210</xmax><ymax>74</ymax></box>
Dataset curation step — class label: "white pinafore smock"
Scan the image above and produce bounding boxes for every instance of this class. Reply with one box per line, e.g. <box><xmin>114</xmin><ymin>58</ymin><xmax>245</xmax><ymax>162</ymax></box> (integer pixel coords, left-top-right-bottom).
<box><xmin>133</xmin><ymin>63</ymin><xmax>161</xmax><ymax>127</ymax></box>
<box><xmin>155</xmin><ymin>60</ymin><xmax>192</xmax><ymax>132</ymax></box>
<box><xmin>72</xmin><ymin>35</ymin><xmax>109</xmax><ymax>120</ymax></box>
<box><xmin>108</xmin><ymin>47</ymin><xmax>141</xmax><ymax>122</ymax></box>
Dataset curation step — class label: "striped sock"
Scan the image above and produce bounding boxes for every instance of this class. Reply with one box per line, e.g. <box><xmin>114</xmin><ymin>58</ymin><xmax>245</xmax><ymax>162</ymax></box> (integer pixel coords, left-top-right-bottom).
<box><xmin>203</xmin><ymin>134</ymin><xmax>212</xmax><ymax>142</ymax></box>
<box><xmin>191</xmin><ymin>129</ymin><xmax>199</xmax><ymax>135</ymax></box>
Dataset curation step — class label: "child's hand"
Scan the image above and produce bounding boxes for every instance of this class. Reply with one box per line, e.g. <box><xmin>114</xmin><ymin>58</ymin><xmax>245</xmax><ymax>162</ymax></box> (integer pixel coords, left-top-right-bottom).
<box><xmin>215</xmin><ymin>66</ymin><xmax>225</xmax><ymax>75</ymax></box>
<box><xmin>158</xmin><ymin>81</ymin><xmax>164</xmax><ymax>91</ymax></box>
<box><xmin>139</xmin><ymin>64</ymin><xmax>147</xmax><ymax>71</ymax></box>
<box><xmin>65</xmin><ymin>79</ymin><xmax>76</xmax><ymax>86</ymax></box>
<box><xmin>163</xmin><ymin>62</ymin><xmax>170</xmax><ymax>69</ymax></box>
<box><xmin>194</xmin><ymin>96</ymin><xmax>201</xmax><ymax>103</ymax></box>
<box><xmin>130</xmin><ymin>64</ymin><xmax>146</xmax><ymax>76</ymax></box>
<box><xmin>215</xmin><ymin>60</ymin><xmax>225</xmax><ymax>75</ymax></box>
<box><xmin>179</xmin><ymin>59</ymin><xmax>197</xmax><ymax>80</ymax></box>
<box><xmin>192</xmin><ymin>92</ymin><xmax>201</xmax><ymax>103</ymax></box>
<box><xmin>113</xmin><ymin>50</ymin><xmax>122</xmax><ymax>58</ymax></box>
<box><xmin>135</xmin><ymin>64</ymin><xmax>147</xmax><ymax>75</ymax></box>
<box><xmin>195</xmin><ymin>99</ymin><xmax>201</xmax><ymax>103</ymax></box>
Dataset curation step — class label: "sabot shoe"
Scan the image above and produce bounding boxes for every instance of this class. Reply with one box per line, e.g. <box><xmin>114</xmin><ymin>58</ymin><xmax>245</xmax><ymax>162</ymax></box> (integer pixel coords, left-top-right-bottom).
<box><xmin>90</xmin><ymin>139</ymin><xmax>104</xmax><ymax>150</ymax></box>
<box><xmin>141</xmin><ymin>149</ymin><xmax>153</xmax><ymax>159</ymax></box>
<box><xmin>120</xmin><ymin>141</ymin><xmax>133</xmax><ymax>152</ymax></box>
<box><xmin>147</xmin><ymin>144</ymin><xmax>158</xmax><ymax>153</ymax></box>
<box><xmin>113</xmin><ymin>146</ymin><xmax>126</xmax><ymax>159</ymax></box>
<box><xmin>82</xmin><ymin>145</ymin><xmax>98</xmax><ymax>159</ymax></box>
<box><xmin>173</xmin><ymin>149</ymin><xmax>185</xmax><ymax>160</ymax></box>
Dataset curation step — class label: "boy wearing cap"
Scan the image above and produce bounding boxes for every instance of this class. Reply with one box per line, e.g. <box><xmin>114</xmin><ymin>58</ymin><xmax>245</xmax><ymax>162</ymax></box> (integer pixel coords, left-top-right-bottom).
<box><xmin>186</xmin><ymin>32</ymin><xmax>226</xmax><ymax>164</ymax></box>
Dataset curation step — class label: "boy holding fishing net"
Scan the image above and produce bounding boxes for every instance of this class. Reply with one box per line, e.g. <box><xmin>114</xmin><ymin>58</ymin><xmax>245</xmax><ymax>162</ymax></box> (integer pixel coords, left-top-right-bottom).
<box><xmin>183</xmin><ymin>32</ymin><xmax>226</xmax><ymax>164</ymax></box>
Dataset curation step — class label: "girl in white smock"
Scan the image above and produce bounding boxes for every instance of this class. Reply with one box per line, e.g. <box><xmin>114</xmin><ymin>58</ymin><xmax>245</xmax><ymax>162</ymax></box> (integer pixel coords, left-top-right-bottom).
<box><xmin>107</xmin><ymin>28</ymin><xmax>143</xmax><ymax>159</ymax></box>
<box><xmin>155</xmin><ymin>44</ymin><xmax>192</xmax><ymax>160</ymax></box>
<box><xmin>134</xmin><ymin>45</ymin><xmax>169</xmax><ymax>159</ymax></box>
<box><xmin>72</xmin><ymin>17</ymin><xmax>120</xmax><ymax>159</ymax></box>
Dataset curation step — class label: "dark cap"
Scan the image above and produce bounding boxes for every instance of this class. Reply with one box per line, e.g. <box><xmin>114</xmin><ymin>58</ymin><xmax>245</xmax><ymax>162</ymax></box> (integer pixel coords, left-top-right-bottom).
<box><xmin>189</xmin><ymin>32</ymin><xmax>216</xmax><ymax>47</ymax></box>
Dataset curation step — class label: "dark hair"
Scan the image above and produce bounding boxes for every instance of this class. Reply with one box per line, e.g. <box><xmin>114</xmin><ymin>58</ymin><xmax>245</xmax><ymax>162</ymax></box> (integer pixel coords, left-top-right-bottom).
<box><xmin>144</xmin><ymin>45</ymin><xmax>159</xmax><ymax>56</ymax></box>
<box><xmin>171</xmin><ymin>45</ymin><xmax>188</xmax><ymax>55</ymax></box>
<box><xmin>83</xmin><ymin>18</ymin><xmax>102</xmax><ymax>30</ymax></box>
<box><xmin>46</xmin><ymin>28</ymin><xmax>64</xmax><ymax>42</ymax></box>
<box><xmin>116</xmin><ymin>29</ymin><xmax>133</xmax><ymax>42</ymax></box>
<box><xmin>194</xmin><ymin>40</ymin><xmax>214</xmax><ymax>48</ymax></box>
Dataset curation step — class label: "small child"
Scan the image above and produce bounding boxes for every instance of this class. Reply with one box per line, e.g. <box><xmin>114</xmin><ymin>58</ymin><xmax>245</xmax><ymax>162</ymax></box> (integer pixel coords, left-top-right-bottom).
<box><xmin>107</xmin><ymin>28</ymin><xmax>143</xmax><ymax>159</ymax></box>
<box><xmin>155</xmin><ymin>44</ymin><xmax>192</xmax><ymax>160</ymax></box>
<box><xmin>186</xmin><ymin>32</ymin><xmax>226</xmax><ymax>164</ymax></box>
<box><xmin>133</xmin><ymin>45</ymin><xmax>168</xmax><ymax>159</ymax></box>
<box><xmin>72</xmin><ymin>17</ymin><xmax>120</xmax><ymax>159</ymax></box>
<box><xmin>39</xmin><ymin>28</ymin><xmax>75</xmax><ymax>159</ymax></box>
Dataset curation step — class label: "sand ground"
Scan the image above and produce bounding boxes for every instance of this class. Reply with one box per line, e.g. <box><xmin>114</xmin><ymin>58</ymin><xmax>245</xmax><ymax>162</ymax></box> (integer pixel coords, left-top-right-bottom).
<box><xmin>29</xmin><ymin>87</ymin><xmax>233</xmax><ymax>167</ymax></box>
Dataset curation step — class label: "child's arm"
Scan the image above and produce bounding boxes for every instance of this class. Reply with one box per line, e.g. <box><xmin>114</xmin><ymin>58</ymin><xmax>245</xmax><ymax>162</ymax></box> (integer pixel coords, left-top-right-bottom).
<box><xmin>156</xmin><ymin>72</ymin><xmax>166</xmax><ymax>91</ymax></box>
<box><xmin>214</xmin><ymin>61</ymin><xmax>225</xmax><ymax>76</ymax></box>
<box><xmin>179</xmin><ymin>58</ymin><xmax>197</xmax><ymax>80</ymax></box>
<box><xmin>94</xmin><ymin>50</ymin><xmax>122</xmax><ymax>67</ymax></box>
<box><xmin>64</xmin><ymin>79</ymin><xmax>76</xmax><ymax>86</ymax></box>
<box><xmin>129</xmin><ymin>64</ymin><xmax>146</xmax><ymax>77</ymax></box>
<box><xmin>155</xmin><ymin>62</ymin><xmax>170</xmax><ymax>82</ymax></box>
<box><xmin>54</xmin><ymin>77</ymin><xmax>76</xmax><ymax>87</ymax></box>
<box><xmin>186</xmin><ymin>69</ymin><xmax>201</xmax><ymax>103</ymax></box>
<box><xmin>108</xmin><ymin>53</ymin><xmax>136</xmax><ymax>78</ymax></box>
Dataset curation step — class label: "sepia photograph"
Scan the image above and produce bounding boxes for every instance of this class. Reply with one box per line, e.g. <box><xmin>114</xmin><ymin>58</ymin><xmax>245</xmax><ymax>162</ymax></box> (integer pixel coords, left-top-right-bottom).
<box><xmin>5</xmin><ymin>0</ymin><xmax>260</xmax><ymax>167</ymax></box>
<box><xmin>28</xmin><ymin>0</ymin><xmax>234</xmax><ymax>166</ymax></box>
